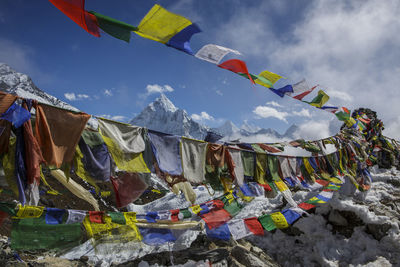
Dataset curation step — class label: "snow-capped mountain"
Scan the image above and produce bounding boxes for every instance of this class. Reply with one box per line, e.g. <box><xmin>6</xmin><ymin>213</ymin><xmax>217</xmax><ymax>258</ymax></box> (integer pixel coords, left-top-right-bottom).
<box><xmin>0</xmin><ymin>63</ymin><xmax>77</xmax><ymax>111</ymax></box>
<box><xmin>214</xmin><ymin>120</ymin><xmax>240</xmax><ymax>136</ymax></box>
<box><xmin>130</xmin><ymin>94</ymin><xmax>210</xmax><ymax>140</ymax></box>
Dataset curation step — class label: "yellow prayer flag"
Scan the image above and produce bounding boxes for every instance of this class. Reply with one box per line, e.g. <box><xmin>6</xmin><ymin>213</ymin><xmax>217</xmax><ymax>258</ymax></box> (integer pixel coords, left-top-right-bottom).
<box><xmin>124</xmin><ymin>212</ymin><xmax>137</xmax><ymax>224</ymax></box>
<box><xmin>255</xmin><ymin>70</ymin><xmax>284</xmax><ymax>87</ymax></box>
<box><xmin>190</xmin><ymin>205</ymin><xmax>202</xmax><ymax>214</ymax></box>
<box><xmin>136</xmin><ymin>4</ymin><xmax>192</xmax><ymax>44</ymax></box>
<box><xmin>308</xmin><ymin>197</ymin><xmax>326</xmax><ymax>203</ymax></box>
<box><xmin>270</xmin><ymin>212</ymin><xmax>289</xmax><ymax>229</ymax></box>
<box><xmin>15</xmin><ymin>205</ymin><xmax>44</xmax><ymax>218</ymax></box>
<box><xmin>225</xmin><ymin>192</ymin><xmax>235</xmax><ymax>203</ymax></box>
<box><xmin>83</xmin><ymin>216</ymin><xmax>142</xmax><ymax>243</ymax></box>
<box><xmin>275</xmin><ymin>181</ymin><xmax>289</xmax><ymax>192</ymax></box>
<box><xmin>303</xmin><ymin>158</ymin><xmax>315</xmax><ymax>175</ymax></box>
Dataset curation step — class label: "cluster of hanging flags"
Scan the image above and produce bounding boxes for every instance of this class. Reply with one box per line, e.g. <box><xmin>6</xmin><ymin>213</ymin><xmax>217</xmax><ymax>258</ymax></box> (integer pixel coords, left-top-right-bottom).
<box><xmin>47</xmin><ymin>0</ymin><xmax>363</xmax><ymax>128</ymax></box>
<box><xmin>1</xmin><ymin>171</ymin><xmax>344</xmax><ymax>250</ymax></box>
<box><xmin>0</xmin><ymin>0</ymin><xmax>399</xmax><ymax>252</ymax></box>
<box><xmin>1</xmin><ymin>87</ymin><xmax>398</xmax><ymax>251</ymax></box>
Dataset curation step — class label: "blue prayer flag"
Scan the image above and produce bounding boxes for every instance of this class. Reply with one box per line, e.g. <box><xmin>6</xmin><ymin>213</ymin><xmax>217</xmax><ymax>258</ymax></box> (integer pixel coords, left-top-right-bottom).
<box><xmin>269</xmin><ymin>85</ymin><xmax>293</xmax><ymax>97</ymax></box>
<box><xmin>281</xmin><ymin>209</ymin><xmax>301</xmax><ymax>224</ymax></box>
<box><xmin>139</xmin><ymin>228</ymin><xmax>176</xmax><ymax>245</ymax></box>
<box><xmin>0</xmin><ymin>103</ymin><xmax>31</xmax><ymax>128</ymax></box>
<box><xmin>45</xmin><ymin>208</ymin><xmax>65</xmax><ymax>224</ymax></box>
<box><xmin>166</xmin><ymin>23</ymin><xmax>201</xmax><ymax>55</ymax></box>
<box><xmin>205</xmin><ymin>223</ymin><xmax>231</xmax><ymax>241</ymax></box>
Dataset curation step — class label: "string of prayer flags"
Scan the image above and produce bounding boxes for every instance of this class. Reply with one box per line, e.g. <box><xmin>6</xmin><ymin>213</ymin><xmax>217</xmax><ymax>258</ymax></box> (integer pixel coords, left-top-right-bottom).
<box><xmin>195</xmin><ymin>44</ymin><xmax>241</xmax><ymax>64</ymax></box>
<box><xmin>276</xmin><ymin>79</ymin><xmax>312</xmax><ymax>100</ymax></box>
<box><xmin>166</xmin><ymin>23</ymin><xmax>201</xmax><ymax>55</ymax></box>
<box><xmin>48</xmin><ymin>0</ymin><xmax>100</xmax><ymax>37</ymax></box>
<box><xmin>89</xmin><ymin>11</ymin><xmax>137</xmax><ymax>43</ymax></box>
<box><xmin>305</xmin><ymin>90</ymin><xmax>330</xmax><ymax>108</ymax></box>
<box><xmin>319</xmin><ymin>106</ymin><xmax>339</xmax><ymax>113</ymax></box>
<box><xmin>135</xmin><ymin>4</ymin><xmax>192</xmax><ymax>44</ymax></box>
<box><xmin>0</xmin><ymin>102</ymin><xmax>31</xmax><ymax>128</ymax></box>
<box><xmin>218</xmin><ymin>59</ymin><xmax>255</xmax><ymax>84</ymax></box>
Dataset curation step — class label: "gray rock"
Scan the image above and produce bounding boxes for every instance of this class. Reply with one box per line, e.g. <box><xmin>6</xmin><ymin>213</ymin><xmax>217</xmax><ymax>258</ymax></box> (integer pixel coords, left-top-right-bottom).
<box><xmin>366</xmin><ymin>223</ymin><xmax>392</xmax><ymax>241</ymax></box>
<box><xmin>328</xmin><ymin>210</ymin><xmax>348</xmax><ymax>226</ymax></box>
<box><xmin>231</xmin><ymin>245</ymin><xmax>273</xmax><ymax>267</ymax></box>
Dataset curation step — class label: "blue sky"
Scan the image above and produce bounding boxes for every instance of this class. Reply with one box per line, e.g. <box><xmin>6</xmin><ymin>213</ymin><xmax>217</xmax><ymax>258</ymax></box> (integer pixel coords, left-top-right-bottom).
<box><xmin>1</xmin><ymin>0</ymin><xmax>400</xmax><ymax>139</ymax></box>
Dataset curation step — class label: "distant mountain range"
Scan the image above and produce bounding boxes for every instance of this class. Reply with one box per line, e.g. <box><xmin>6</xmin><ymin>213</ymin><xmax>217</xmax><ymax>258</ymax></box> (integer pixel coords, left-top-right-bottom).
<box><xmin>0</xmin><ymin>63</ymin><xmax>300</xmax><ymax>142</ymax></box>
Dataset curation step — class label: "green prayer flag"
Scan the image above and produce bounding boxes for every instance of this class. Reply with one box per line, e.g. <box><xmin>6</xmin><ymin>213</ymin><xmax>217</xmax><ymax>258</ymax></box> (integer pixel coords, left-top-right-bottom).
<box><xmin>11</xmin><ymin>217</ymin><xmax>83</xmax><ymax>251</ymax></box>
<box><xmin>258</xmin><ymin>214</ymin><xmax>276</xmax><ymax>231</ymax></box>
<box><xmin>219</xmin><ymin>195</ymin><xmax>242</xmax><ymax>217</ymax></box>
<box><xmin>305</xmin><ymin>90</ymin><xmax>330</xmax><ymax>108</ymax></box>
<box><xmin>180</xmin><ymin>208</ymin><xmax>192</xmax><ymax>219</ymax></box>
<box><xmin>0</xmin><ymin>202</ymin><xmax>17</xmax><ymax>216</ymax></box>
<box><xmin>108</xmin><ymin>212</ymin><xmax>126</xmax><ymax>224</ymax></box>
<box><xmin>241</xmin><ymin>151</ymin><xmax>255</xmax><ymax>177</ymax></box>
<box><xmin>267</xmin><ymin>155</ymin><xmax>281</xmax><ymax>182</ymax></box>
<box><xmin>81</xmin><ymin>129</ymin><xmax>105</xmax><ymax>148</ymax></box>
<box><xmin>89</xmin><ymin>11</ymin><xmax>138</xmax><ymax>43</ymax></box>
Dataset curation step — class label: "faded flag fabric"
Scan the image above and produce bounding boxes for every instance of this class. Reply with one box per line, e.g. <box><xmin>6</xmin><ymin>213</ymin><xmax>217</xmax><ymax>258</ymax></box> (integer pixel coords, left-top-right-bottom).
<box><xmin>180</xmin><ymin>137</ymin><xmax>207</xmax><ymax>184</ymax></box>
<box><xmin>195</xmin><ymin>44</ymin><xmax>241</xmax><ymax>64</ymax></box>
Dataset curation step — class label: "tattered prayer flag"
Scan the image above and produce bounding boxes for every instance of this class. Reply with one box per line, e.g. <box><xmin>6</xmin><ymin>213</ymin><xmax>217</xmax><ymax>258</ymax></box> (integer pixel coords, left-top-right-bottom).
<box><xmin>48</xmin><ymin>0</ymin><xmax>100</xmax><ymax>37</ymax></box>
<box><xmin>136</xmin><ymin>4</ymin><xmax>192</xmax><ymax>44</ymax></box>
<box><xmin>111</xmin><ymin>173</ymin><xmax>148</xmax><ymax>208</ymax></box>
<box><xmin>0</xmin><ymin>103</ymin><xmax>31</xmax><ymax>128</ymax></box>
<box><xmin>269</xmin><ymin>86</ymin><xmax>294</xmax><ymax>97</ymax></box>
<box><xmin>270</xmin><ymin>212</ymin><xmax>289</xmax><ymax>229</ymax></box>
<box><xmin>139</xmin><ymin>227</ymin><xmax>176</xmax><ymax>245</ymax></box>
<box><xmin>195</xmin><ymin>44</ymin><xmax>241</xmax><ymax>64</ymax></box>
<box><xmin>124</xmin><ymin>212</ymin><xmax>137</xmax><ymax>224</ymax></box>
<box><xmin>335</xmin><ymin>107</ymin><xmax>351</xmax><ymax>121</ymax></box>
<box><xmin>218</xmin><ymin>59</ymin><xmax>255</xmax><ymax>84</ymax></box>
<box><xmin>244</xmin><ymin>217</ymin><xmax>264</xmax><ymax>235</ymax></box>
<box><xmin>258</xmin><ymin>214</ymin><xmax>276</xmax><ymax>231</ymax></box>
<box><xmin>256</xmin><ymin>70</ymin><xmax>284</xmax><ymax>87</ymax></box>
<box><xmin>206</xmin><ymin>223</ymin><xmax>231</xmax><ymax>241</ymax></box>
<box><xmin>89</xmin><ymin>211</ymin><xmax>104</xmax><ymax>224</ymax></box>
<box><xmin>45</xmin><ymin>208</ymin><xmax>65</xmax><ymax>225</ymax></box>
<box><xmin>281</xmin><ymin>209</ymin><xmax>300</xmax><ymax>224</ymax></box>
<box><xmin>293</xmin><ymin>85</ymin><xmax>317</xmax><ymax>100</ymax></box>
<box><xmin>166</xmin><ymin>23</ymin><xmax>201</xmax><ymax>55</ymax></box>
<box><xmin>0</xmin><ymin>92</ymin><xmax>17</xmax><ymax>114</ymax></box>
<box><xmin>306</xmin><ymin>90</ymin><xmax>330</xmax><ymax>108</ymax></box>
<box><xmin>89</xmin><ymin>11</ymin><xmax>137</xmax><ymax>43</ymax></box>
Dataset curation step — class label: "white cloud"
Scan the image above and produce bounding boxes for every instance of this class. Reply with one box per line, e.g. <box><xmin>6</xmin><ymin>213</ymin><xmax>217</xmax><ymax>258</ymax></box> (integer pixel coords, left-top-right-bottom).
<box><xmin>99</xmin><ymin>114</ymin><xmax>128</xmax><ymax>122</ymax></box>
<box><xmin>293</xmin><ymin>120</ymin><xmax>332</xmax><ymax>140</ymax></box>
<box><xmin>292</xmin><ymin>108</ymin><xmax>312</xmax><ymax>118</ymax></box>
<box><xmin>266</xmin><ymin>101</ymin><xmax>283</xmax><ymax>107</ymax></box>
<box><xmin>253</xmin><ymin>106</ymin><xmax>289</xmax><ymax>122</ymax></box>
<box><xmin>216</xmin><ymin>90</ymin><xmax>223</xmax><ymax>96</ymax></box>
<box><xmin>139</xmin><ymin>84</ymin><xmax>175</xmax><ymax>99</ymax></box>
<box><xmin>191</xmin><ymin>111</ymin><xmax>214</xmax><ymax>122</ymax></box>
<box><xmin>64</xmin><ymin>92</ymin><xmax>90</xmax><ymax>101</ymax></box>
<box><xmin>104</xmin><ymin>89</ymin><xmax>113</xmax><ymax>97</ymax></box>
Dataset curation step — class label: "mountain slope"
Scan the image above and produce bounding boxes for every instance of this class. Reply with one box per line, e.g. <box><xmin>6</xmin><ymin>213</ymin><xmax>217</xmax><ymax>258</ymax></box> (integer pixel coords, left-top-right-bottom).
<box><xmin>130</xmin><ymin>94</ymin><xmax>210</xmax><ymax>140</ymax></box>
<box><xmin>0</xmin><ymin>63</ymin><xmax>77</xmax><ymax>111</ymax></box>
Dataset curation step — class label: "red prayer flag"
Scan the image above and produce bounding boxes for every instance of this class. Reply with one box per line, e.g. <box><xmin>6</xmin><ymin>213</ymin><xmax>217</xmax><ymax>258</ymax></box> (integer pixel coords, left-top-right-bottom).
<box><xmin>315</xmin><ymin>179</ymin><xmax>330</xmax><ymax>187</ymax></box>
<box><xmin>170</xmin><ymin>209</ymin><xmax>180</xmax><ymax>222</ymax></box>
<box><xmin>48</xmin><ymin>0</ymin><xmax>100</xmax><ymax>37</ymax></box>
<box><xmin>89</xmin><ymin>211</ymin><xmax>104</xmax><ymax>223</ymax></box>
<box><xmin>201</xmin><ymin>209</ymin><xmax>231</xmax><ymax>229</ymax></box>
<box><xmin>244</xmin><ymin>217</ymin><xmax>264</xmax><ymax>235</ymax></box>
<box><xmin>111</xmin><ymin>173</ymin><xmax>148</xmax><ymax>208</ymax></box>
<box><xmin>298</xmin><ymin>202</ymin><xmax>316</xmax><ymax>210</ymax></box>
<box><xmin>293</xmin><ymin>85</ymin><xmax>317</xmax><ymax>100</ymax></box>
<box><xmin>218</xmin><ymin>59</ymin><xmax>255</xmax><ymax>84</ymax></box>
<box><xmin>0</xmin><ymin>210</ymin><xmax>9</xmax><ymax>227</ymax></box>
<box><xmin>259</xmin><ymin>183</ymin><xmax>272</xmax><ymax>192</ymax></box>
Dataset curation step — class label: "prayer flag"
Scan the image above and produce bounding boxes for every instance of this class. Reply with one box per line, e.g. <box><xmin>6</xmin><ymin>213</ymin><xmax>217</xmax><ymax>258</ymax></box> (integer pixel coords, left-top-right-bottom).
<box><xmin>319</xmin><ymin>106</ymin><xmax>339</xmax><ymax>113</ymax></box>
<box><xmin>298</xmin><ymin>202</ymin><xmax>316</xmax><ymax>210</ymax></box>
<box><xmin>0</xmin><ymin>103</ymin><xmax>31</xmax><ymax>128</ymax></box>
<box><xmin>244</xmin><ymin>217</ymin><xmax>264</xmax><ymax>235</ymax></box>
<box><xmin>281</xmin><ymin>209</ymin><xmax>300</xmax><ymax>224</ymax></box>
<box><xmin>136</xmin><ymin>4</ymin><xmax>192</xmax><ymax>44</ymax></box>
<box><xmin>201</xmin><ymin>208</ymin><xmax>231</xmax><ymax>229</ymax></box>
<box><xmin>258</xmin><ymin>214</ymin><xmax>276</xmax><ymax>231</ymax></box>
<box><xmin>148</xmin><ymin>131</ymin><xmax>182</xmax><ymax>175</ymax></box>
<box><xmin>45</xmin><ymin>208</ymin><xmax>65</xmax><ymax>225</ymax></box>
<box><xmin>35</xmin><ymin>104</ymin><xmax>90</xmax><ymax>167</ymax></box>
<box><xmin>48</xmin><ymin>0</ymin><xmax>100</xmax><ymax>37</ymax></box>
<box><xmin>335</xmin><ymin>107</ymin><xmax>351</xmax><ymax>121</ymax></box>
<box><xmin>0</xmin><ymin>92</ymin><xmax>17</xmax><ymax>114</ymax></box>
<box><xmin>89</xmin><ymin>211</ymin><xmax>104</xmax><ymax>224</ymax></box>
<box><xmin>205</xmin><ymin>223</ymin><xmax>231</xmax><ymax>241</ymax></box>
<box><xmin>108</xmin><ymin>212</ymin><xmax>126</xmax><ymax>224</ymax></box>
<box><xmin>0</xmin><ymin>119</ymin><xmax>12</xmax><ymax>154</ymax></box>
<box><xmin>218</xmin><ymin>59</ymin><xmax>255</xmax><ymax>84</ymax></box>
<box><xmin>89</xmin><ymin>11</ymin><xmax>137</xmax><ymax>42</ymax></box>
<box><xmin>195</xmin><ymin>44</ymin><xmax>241</xmax><ymax>64</ymax></box>
<box><xmin>181</xmin><ymin>137</ymin><xmax>207</xmax><ymax>184</ymax></box>
<box><xmin>139</xmin><ymin>228</ymin><xmax>176</xmax><ymax>245</ymax></box>
<box><xmin>65</xmin><ymin>209</ymin><xmax>86</xmax><ymax>224</ymax></box>
<box><xmin>257</xmin><ymin>70</ymin><xmax>284</xmax><ymax>86</ymax></box>
<box><xmin>111</xmin><ymin>173</ymin><xmax>148</xmax><ymax>208</ymax></box>
<box><xmin>270</xmin><ymin>212</ymin><xmax>289</xmax><ymax>229</ymax></box>
<box><xmin>228</xmin><ymin>219</ymin><xmax>252</xmax><ymax>240</ymax></box>
<box><xmin>270</xmin><ymin>85</ymin><xmax>293</xmax><ymax>97</ymax></box>
<box><xmin>15</xmin><ymin>205</ymin><xmax>44</xmax><ymax>218</ymax></box>
<box><xmin>306</xmin><ymin>90</ymin><xmax>330</xmax><ymax>108</ymax></box>
<box><xmin>166</xmin><ymin>23</ymin><xmax>201</xmax><ymax>55</ymax></box>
